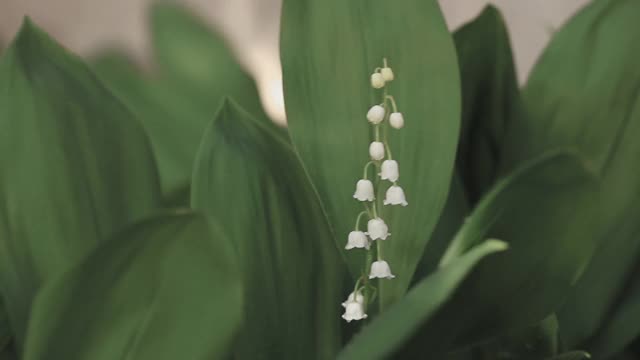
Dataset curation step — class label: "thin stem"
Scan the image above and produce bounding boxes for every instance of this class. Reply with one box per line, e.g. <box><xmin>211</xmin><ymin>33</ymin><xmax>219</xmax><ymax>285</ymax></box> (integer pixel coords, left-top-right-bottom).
<box><xmin>384</xmin><ymin>141</ymin><xmax>393</xmax><ymax>160</ymax></box>
<box><xmin>374</xmin><ymin>124</ymin><xmax>381</xmax><ymax>141</ymax></box>
<box><xmin>385</xmin><ymin>95</ymin><xmax>399</xmax><ymax>113</ymax></box>
<box><xmin>354</xmin><ymin>211</ymin><xmax>369</xmax><ymax>230</ymax></box>
<box><xmin>383</xmin><ymin>58</ymin><xmax>388</xmax><ymax>68</ymax></box>
<box><xmin>353</xmin><ymin>277</ymin><xmax>362</xmax><ymax>295</ymax></box>
<box><xmin>363</xmin><ymin>161</ymin><xmax>375</xmax><ymax>179</ymax></box>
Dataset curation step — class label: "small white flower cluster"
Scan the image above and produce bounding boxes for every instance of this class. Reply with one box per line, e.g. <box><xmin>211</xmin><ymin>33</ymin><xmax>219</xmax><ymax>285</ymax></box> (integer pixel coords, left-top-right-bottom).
<box><xmin>342</xmin><ymin>58</ymin><xmax>408</xmax><ymax>322</ymax></box>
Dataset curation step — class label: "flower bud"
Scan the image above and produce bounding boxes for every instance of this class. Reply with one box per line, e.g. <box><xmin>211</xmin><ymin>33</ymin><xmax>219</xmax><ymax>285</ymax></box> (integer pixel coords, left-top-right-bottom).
<box><xmin>389</xmin><ymin>112</ymin><xmax>404</xmax><ymax>129</ymax></box>
<box><xmin>369</xmin><ymin>260</ymin><xmax>395</xmax><ymax>279</ymax></box>
<box><xmin>366</xmin><ymin>218</ymin><xmax>390</xmax><ymax>240</ymax></box>
<box><xmin>367</xmin><ymin>105</ymin><xmax>385</xmax><ymax>124</ymax></box>
<box><xmin>379</xmin><ymin>160</ymin><xmax>399</xmax><ymax>182</ymax></box>
<box><xmin>384</xmin><ymin>185</ymin><xmax>408</xmax><ymax>206</ymax></box>
<box><xmin>381</xmin><ymin>67</ymin><xmax>394</xmax><ymax>81</ymax></box>
<box><xmin>369</xmin><ymin>141</ymin><xmax>385</xmax><ymax>160</ymax></box>
<box><xmin>371</xmin><ymin>73</ymin><xmax>385</xmax><ymax>89</ymax></box>
<box><xmin>345</xmin><ymin>231</ymin><xmax>370</xmax><ymax>250</ymax></box>
<box><xmin>353</xmin><ymin>179</ymin><xmax>375</xmax><ymax>201</ymax></box>
<box><xmin>342</xmin><ymin>300</ymin><xmax>368</xmax><ymax>322</ymax></box>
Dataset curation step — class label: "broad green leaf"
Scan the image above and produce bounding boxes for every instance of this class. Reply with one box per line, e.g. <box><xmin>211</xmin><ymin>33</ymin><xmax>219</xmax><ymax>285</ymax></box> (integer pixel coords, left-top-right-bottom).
<box><xmin>23</xmin><ymin>212</ymin><xmax>242</xmax><ymax>360</ymax></box>
<box><xmin>412</xmin><ymin>173</ymin><xmax>469</xmax><ymax>283</ymax></box>
<box><xmin>191</xmin><ymin>100</ymin><xmax>344</xmax><ymax>359</ymax></box>
<box><xmin>150</xmin><ymin>2</ymin><xmax>269</xmax><ymax>123</ymax></box>
<box><xmin>544</xmin><ymin>351</ymin><xmax>591</xmax><ymax>360</ymax></box>
<box><xmin>338</xmin><ymin>239</ymin><xmax>508</xmax><ymax>360</ymax></box>
<box><xmin>496</xmin><ymin>0</ymin><xmax>640</xmax><ymax>349</ymax></box>
<box><xmin>281</xmin><ymin>0</ymin><xmax>461</xmax><ymax>307</ymax></box>
<box><xmin>401</xmin><ymin>151</ymin><xmax>601</xmax><ymax>354</ymax></box>
<box><xmin>92</xmin><ymin>52</ymin><xmax>211</xmax><ymax>200</ymax></box>
<box><xmin>453</xmin><ymin>5</ymin><xmax>523</xmax><ymax>204</ymax></box>
<box><xmin>0</xmin><ymin>20</ymin><xmax>162</xmax><ymax>344</ymax></box>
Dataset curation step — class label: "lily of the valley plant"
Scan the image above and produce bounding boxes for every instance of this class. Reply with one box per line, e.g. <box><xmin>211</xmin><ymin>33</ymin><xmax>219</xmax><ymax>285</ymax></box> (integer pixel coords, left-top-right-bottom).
<box><xmin>0</xmin><ymin>1</ymin><xmax>638</xmax><ymax>360</ymax></box>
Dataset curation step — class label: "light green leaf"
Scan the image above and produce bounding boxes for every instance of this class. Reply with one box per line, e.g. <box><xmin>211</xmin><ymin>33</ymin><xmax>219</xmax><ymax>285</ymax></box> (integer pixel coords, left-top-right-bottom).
<box><xmin>281</xmin><ymin>0</ymin><xmax>461</xmax><ymax>307</ymax></box>
<box><xmin>404</xmin><ymin>151</ymin><xmax>601</xmax><ymax>353</ymax></box>
<box><xmin>23</xmin><ymin>212</ymin><xmax>242</xmax><ymax>360</ymax></box>
<box><xmin>150</xmin><ymin>2</ymin><xmax>269</xmax><ymax>123</ymax></box>
<box><xmin>191</xmin><ymin>99</ymin><xmax>344</xmax><ymax>359</ymax></box>
<box><xmin>0</xmin><ymin>20</ymin><xmax>162</xmax><ymax>344</ymax></box>
<box><xmin>496</xmin><ymin>0</ymin><xmax>640</xmax><ymax>350</ymax></box>
<box><xmin>338</xmin><ymin>239</ymin><xmax>508</xmax><ymax>360</ymax></box>
<box><xmin>453</xmin><ymin>5</ymin><xmax>523</xmax><ymax>204</ymax></box>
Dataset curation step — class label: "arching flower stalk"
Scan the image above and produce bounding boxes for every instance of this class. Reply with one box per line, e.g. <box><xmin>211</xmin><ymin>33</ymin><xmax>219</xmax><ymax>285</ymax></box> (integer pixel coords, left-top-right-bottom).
<box><xmin>342</xmin><ymin>58</ymin><xmax>408</xmax><ymax>322</ymax></box>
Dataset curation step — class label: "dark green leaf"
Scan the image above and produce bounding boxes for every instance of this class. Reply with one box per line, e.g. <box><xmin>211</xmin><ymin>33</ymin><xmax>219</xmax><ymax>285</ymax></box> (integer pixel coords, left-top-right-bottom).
<box><xmin>400</xmin><ymin>151</ymin><xmax>600</xmax><ymax>355</ymax></box>
<box><xmin>412</xmin><ymin>172</ymin><xmax>469</xmax><ymax>283</ymax></box>
<box><xmin>453</xmin><ymin>5</ymin><xmax>523</xmax><ymax>204</ymax></box>
<box><xmin>496</xmin><ymin>0</ymin><xmax>640</xmax><ymax>350</ymax></box>
<box><xmin>544</xmin><ymin>351</ymin><xmax>591</xmax><ymax>360</ymax></box>
<box><xmin>0</xmin><ymin>20</ymin><xmax>162</xmax><ymax>344</ymax></box>
<box><xmin>191</xmin><ymin>99</ymin><xmax>344</xmax><ymax>359</ymax></box>
<box><xmin>338</xmin><ymin>239</ymin><xmax>508</xmax><ymax>360</ymax></box>
<box><xmin>23</xmin><ymin>212</ymin><xmax>242</xmax><ymax>360</ymax></box>
<box><xmin>281</xmin><ymin>0</ymin><xmax>461</xmax><ymax>307</ymax></box>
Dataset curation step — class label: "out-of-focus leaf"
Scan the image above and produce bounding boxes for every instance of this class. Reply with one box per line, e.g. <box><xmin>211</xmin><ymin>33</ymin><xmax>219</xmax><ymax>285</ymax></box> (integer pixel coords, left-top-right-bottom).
<box><xmin>0</xmin><ymin>20</ymin><xmax>162</xmax><ymax>344</ymax></box>
<box><xmin>23</xmin><ymin>213</ymin><xmax>242</xmax><ymax>360</ymax></box>
<box><xmin>497</xmin><ymin>0</ymin><xmax>640</xmax><ymax>351</ymax></box>
<box><xmin>398</xmin><ymin>151</ymin><xmax>600</xmax><ymax>356</ymax></box>
<box><xmin>92</xmin><ymin>52</ymin><xmax>210</xmax><ymax>200</ymax></box>
<box><xmin>191</xmin><ymin>100</ymin><xmax>344</xmax><ymax>359</ymax></box>
<box><xmin>587</xmin><ymin>243</ymin><xmax>640</xmax><ymax>359</ymax></box>
<box><xmin>544</xmin><ymin>351</ymin><xmax>591</xmax><ymax>360</ymax></box>
<box><xmin>453</xmin><ymin>5</ymin><xmax>523</xmax><ymax>204</ymax></box>
<box><xmin>281</xmin><ymin>0</ymin><xmax>461</xmax><ymax>307</ymax></box>
<box><xmin>150</xmin><ymin>2</ymin><xmax>269</xmax><ymax>123</ymax></box>
<box><xmin>338</xmin><ymin>240</ymin><xmax>507</xmax><ymax>360</ymax></box>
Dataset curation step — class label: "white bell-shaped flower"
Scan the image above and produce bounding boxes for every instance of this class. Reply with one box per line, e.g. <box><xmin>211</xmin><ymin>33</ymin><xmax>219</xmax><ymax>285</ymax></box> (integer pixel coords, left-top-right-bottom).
<box><xmin>384</xmin><ymin>185</ymin><xmax>408</xmax><ymax>206</ymax></box>
<box><xmin>367</xmin><ymin>105</ymin><xmax>385</xmax><ymax>124</ymax></box>
<box><xmin>369</xmin><ymin>260</ymin><xmax>396</xmax><ymax>279</ymax></box>
<box><xmin>341</xmin><ymin>290</ymin><xmax>364</xmax><ymax>308</ymax></box>
<box><xmin>389</xmin><ymin>112</ymin><xmax>404</xmax><ymax>129</ymax></box>
<box><xmin>381</xmin><ymin>67</ymin><xmax>394</xmax><ymax>81</ymax></box>
<box><xmin>371</xmin><ymin>73</ymin><xmax>385</xmax><ymax>89</ymax></box>
<box><xmin>380</xmin><ymin>160</ymin><xmax>399</xmax><ymax>182</ymax></box>
<box><xmin>342</xmin><ymin>300</ymin><xmax>368</xmax><ymax>322</ymax></box>
<box><xmin>353</xmin><ymin>179</ymin><xmax>375</xmax><ymax>201</ymax></box>
<box><xmin>345</xmin><ymin>231</ymin><xmax>370</xmax><ymax>250</ymax></box>
<box><xmin>366</xmin><ymin>218</ymin><xmax>390</xmax><ymax>240</ymax></box>
<box><xmin>369</xmin><ymin>141</ymin><xmax>385</xmax><ymax>160</ymax></box>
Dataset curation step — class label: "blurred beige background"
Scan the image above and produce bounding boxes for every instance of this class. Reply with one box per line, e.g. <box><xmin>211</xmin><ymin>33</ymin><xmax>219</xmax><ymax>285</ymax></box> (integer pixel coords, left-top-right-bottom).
<box><xmin>0</xmin><ymin>0</ymin><xmax>590</xmax><ymax>122</ymax></box>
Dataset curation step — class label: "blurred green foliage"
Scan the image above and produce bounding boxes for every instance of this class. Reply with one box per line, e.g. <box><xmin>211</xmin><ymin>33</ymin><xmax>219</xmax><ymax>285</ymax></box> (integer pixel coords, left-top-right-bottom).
<box><xmin>0</xmin><ymin>0</ymin><xmax>638</xmax><ymax>359</ymax></box>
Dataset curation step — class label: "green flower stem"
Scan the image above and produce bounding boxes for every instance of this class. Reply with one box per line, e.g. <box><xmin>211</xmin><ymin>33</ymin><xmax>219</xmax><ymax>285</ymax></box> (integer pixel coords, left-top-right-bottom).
<box><xmin>363</xmin><ymin>161</ymin><xmax>375</xmax><ymax>179</ymax></box>
<box><xmin>354</xmin><ymin>211</ymin><xmax>369</xmax><ymax>230</ymax></box>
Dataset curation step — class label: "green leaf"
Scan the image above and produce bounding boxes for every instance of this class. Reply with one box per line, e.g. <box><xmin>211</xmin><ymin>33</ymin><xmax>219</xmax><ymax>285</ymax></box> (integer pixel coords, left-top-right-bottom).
<box><xmin>92</xmin><ymin>51</ymin><xmax>210</xmax><ymax>200</ymax></box>
<box><xmin>450</xmin><ymin>151</ymin><xmax>600</xmax><ymax>345</ymax></box>
<box><xmin>23</xmin><ymin>212</ymin><xmax>242</xmax><ymax>360</ymax></box>
<box><xmin>496</xmin><ymin>0</ymin><xmax>640</xmax><ymax>350</ymax></box>
<box><xmin>412</xmin><ymin>172</ymin><xmax>469</xmax><ymax>283</ymax></box>
<box><xmin>453</xmin><ymin>5</ymin><xmax>523</xmax><ymax>204</ymax></box>
<box><xmin>587</xmin><ymin>248</ymin><xmax>640</xmax><ymax>359</ymax></box>
<box><xmin>0</xmin><ymin>20</ymin><xmax>162</xmax><ymax>344</ymax></box>
<box><xmin>191</xmin><ymin>99</ymin><xmax>344</xmax><ymax>359</ymax></box>
<box><xmin>281</xmin><ymin>0</ymin><xmax>461</xmax><ymax>306</ymax></box>
<box><xmin>338</xmin><ymin>239</ymin><xmax>508</xmax><ymax>360</ymax></box>
<box><xmin>150</xmin><ymin>2</ymin><xmax>269</xmax><ymax>123</ymax></box>
<box><xmin>544</xmin><ymin>351</ymin><xmax>591</xmax><ymax>360</ymax></box>
<box><xmin>403</xmin><ymin>151</ymin><xmax>601</xmax><ymax>354</ymax></box>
